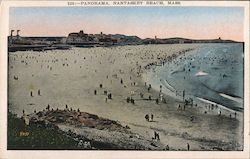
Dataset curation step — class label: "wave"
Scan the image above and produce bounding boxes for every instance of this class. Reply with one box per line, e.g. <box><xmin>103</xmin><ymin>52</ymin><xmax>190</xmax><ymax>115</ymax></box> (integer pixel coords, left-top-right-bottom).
<box><xmin>196</xmin><ymin>97</ymin><xmax>241</xmax><ymax>112</ymax></box>
<box><xmin>195</xmin><ymin>71</ymin><xmax>208</xmax><ymax>76</ymax></box>
<box><xmin>219</xmin><ymin>93</ymin><xmax>243</xmax><ymax>104</ymax></box>
<box><xmin>162</xmin><ymin>79</ymin><xmax>176</xmax><ymax>92</ymax></box>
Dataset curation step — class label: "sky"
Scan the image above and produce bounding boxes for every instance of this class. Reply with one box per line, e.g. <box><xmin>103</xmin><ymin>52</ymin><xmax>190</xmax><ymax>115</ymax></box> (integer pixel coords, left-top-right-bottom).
<box><xmin>9</xmin><ymin>7</ymin><xmax>244</xmax><ymax>41</ymax></box>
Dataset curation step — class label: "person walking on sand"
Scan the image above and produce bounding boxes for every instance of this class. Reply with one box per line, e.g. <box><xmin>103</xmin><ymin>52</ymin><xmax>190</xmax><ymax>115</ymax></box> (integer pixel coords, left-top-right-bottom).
<box><xmin>154</xmin><ymin>131</ymin><xmax>160</xmax><ymax>140</ymax></box>
<box><xmin>187</xmin><ymin>143</ymin><xmax>190</xmax><ymax>150</ymax></box>
<box><xmin>182</xmin><ymin>90</ymin><xmax>185</xmax><ymax>101</ymax></box>
<box><xmin>30</xmin><ymin>91</ymin><xmax>33</xmax><ymax>97</ymax></box>
<box><xmin>157</xmin><ymin>132</ymin><xmax>160</xmax><ymax>140</ymax></box>
<box><xmin>151</xmin><ymin>114</ymin><xmax>154</xmax><ymax>122</ymax></box>
<box><xmin>38</xmin><ymin>89</ymin><xmax>41</xmax><ymax>96</ymax></box>
<box><xmin>178</xmin><ymin>104</ymin><xmax>181</xmax><ymax>110</ymax></box>
<box><xmin>149</xmin><ymin>95</ymin><xmax>152</xmax><ymax>100</ymax></box>
<box><xmin>154</xmin><ymin>131</ymin><xmax>157</xmax><ymax>139</ymax></box>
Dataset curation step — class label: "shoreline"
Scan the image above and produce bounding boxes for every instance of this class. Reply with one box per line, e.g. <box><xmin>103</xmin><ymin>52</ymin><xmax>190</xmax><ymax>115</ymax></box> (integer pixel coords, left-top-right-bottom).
<box><xmin>142</xmin><ymin>43</ymin><xmax>243</xmax><ymax>113</ymax></box>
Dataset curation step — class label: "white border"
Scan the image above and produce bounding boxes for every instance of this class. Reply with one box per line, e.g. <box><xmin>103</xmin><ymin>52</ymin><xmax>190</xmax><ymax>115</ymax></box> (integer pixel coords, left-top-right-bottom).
<box><xmin>0</xmin><ymin>1</ymin><xmax>249</xmax><ymax>159</ymax></box>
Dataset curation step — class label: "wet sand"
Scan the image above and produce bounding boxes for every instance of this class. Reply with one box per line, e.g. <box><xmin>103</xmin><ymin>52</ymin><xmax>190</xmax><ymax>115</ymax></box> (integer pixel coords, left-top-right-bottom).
<box><xmin>8</xmin><ymin>44</ymin><xmax>243</xmax><ymax>150</ymax></box>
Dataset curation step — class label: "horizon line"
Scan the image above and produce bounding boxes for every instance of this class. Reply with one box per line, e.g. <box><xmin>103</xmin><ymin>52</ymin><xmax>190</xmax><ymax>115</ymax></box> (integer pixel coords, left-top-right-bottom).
<box><xmin>8</xmin><ymin>31</ymin><xmax>242</xmax><ymax>42</ymax></box>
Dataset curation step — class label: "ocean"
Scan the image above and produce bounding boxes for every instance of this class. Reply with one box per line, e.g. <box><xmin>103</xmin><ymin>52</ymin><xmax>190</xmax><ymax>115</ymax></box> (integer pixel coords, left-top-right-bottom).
<box><xmin>147</xmin><ymin>43</ymin><xmax>244</xmax><ymax>112</ymax></box>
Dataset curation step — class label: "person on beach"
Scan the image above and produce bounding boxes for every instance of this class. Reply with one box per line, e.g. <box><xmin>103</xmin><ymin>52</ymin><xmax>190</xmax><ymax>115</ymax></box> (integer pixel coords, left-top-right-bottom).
<box><xmin>30</xmin><ymin>91</ymin><xmax>33</xmax><ymax>97</ymax></box>
<box><xmin>187</xmin><ymin>143</ymin><xmax>190</xmax><ymax>150</ymax></box>
<box><xmin>162</xmin><ymin>97</ymin><xmax>167</xmax><ymax>104</ymax></box>
<box><xmin>148</xmin><ymin>84</ymin><xmax>151</xmax><ymax>92</ymax></box>
<box><xmin>38</xmin><ymin>89</ymin><xmax>41</xmax><ymax>96</ymax></box>
<box><xmin>154</xmin><ymin>131</ymin><xmax>160</xmax><ymax>140</ymax></box>
<box><xmin>94</xmin><ymin>90</ymin><xmax>97</xmax><ymax>95</ymax></box>
<box><xmin>77</xmin><ymin>140</ymin><xmax>83</xmax><ymax>148</ymax></box>
<box><xmin>165</xmin><ymin>145</ymin><xmax>170</xmax><ymax>150</ymax></box>
<box><xmin>140</xmin><ymin>93</ymin><xmax>144</xmax><ymax>98</ymax></box>
<box><xmin>108</xmin><ymin>93</ymin><xmax>112</xmax><ymax>99</ymax></box>
<box><xmin>234</xmin><ymin>112</ymin><xmax>237</xmax><ymax>118</ymax></box>
<box><xmin>182</xmin><ymin>90</ymin><xmax>185</xmax><ymax>101</ymax></box>
<box><xmin>160</xmin><ymin>94</ymin><xmax>163</xmax><ymax>101</ymax></box>
<box><xmin>131</xmin><ymin>98</ymin><xmax>135</xmax><ymax>104</ymax></box>
<box><xmin>190</xmin><ymin>116</ymin><xmax>194</xmax><ymax>122</ymax></box>
<box><xmin>148</xmin><ymin>87</ymin><xmax>151</xmax><ymax>92</ymax></box>
<box><xmin>14</xmin><ymin>75</ymin><xmax>18</xmax><ymax>80</ymax></box>
<box><xmin>151</xmin><ymin>114</ymin><xmax>154</xmax><ymax>122</ymax></box>
<box><xmin>145</xmin><ymin>114</ymin><xmax>149</xmax><ymax>122</ymax></box>
<box><xmin>126</xmin><ymin>97</ymin><xmax>130</xmax><ymax>103</ymax></box>
<box><xmin>156</xmin><ymin>98</ymin><xmax>159</xmax><ymax>104</ymax></box>
<box><xmin>104</xmin><ymin>90</ymin><xmax>107</xmax><ymax>95</ymax></box>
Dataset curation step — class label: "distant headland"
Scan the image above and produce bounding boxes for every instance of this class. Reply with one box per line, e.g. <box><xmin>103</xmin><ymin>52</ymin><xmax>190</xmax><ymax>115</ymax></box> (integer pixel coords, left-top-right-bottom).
<box><xmin>8</xmin><ymin>29</ymin><xmax>242</xmax><ymax>52</ymax></box>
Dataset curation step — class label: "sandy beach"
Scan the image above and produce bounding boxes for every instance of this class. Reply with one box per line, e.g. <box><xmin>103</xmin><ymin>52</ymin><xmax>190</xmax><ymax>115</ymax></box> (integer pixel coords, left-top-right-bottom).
<box><xmin>8</xmin><ymin>44</ymin><xmax>243</xmax><ymax>150</ymax></box>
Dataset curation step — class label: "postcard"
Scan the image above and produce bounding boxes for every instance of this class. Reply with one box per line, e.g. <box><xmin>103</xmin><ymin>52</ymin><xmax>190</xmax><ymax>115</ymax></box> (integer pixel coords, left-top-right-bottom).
<box><xmin>0</xmin><ymin>0</ymin><xmax>249</xmax><ymax>159</ymax></box>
